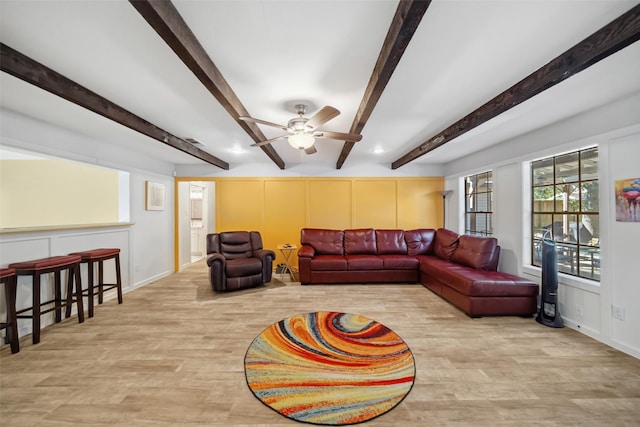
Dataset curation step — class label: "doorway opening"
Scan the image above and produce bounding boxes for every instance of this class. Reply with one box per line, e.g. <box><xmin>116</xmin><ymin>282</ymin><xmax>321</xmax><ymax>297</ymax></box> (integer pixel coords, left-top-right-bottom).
<box><xmin>177</xmin><ymin>180</ymin><xmax>215</xmax><ymax>271</ymax></box>
<box><xmin>190</xmin><ymin>184</ymin><xmax>205</xmax><ymax>263</ymax></box>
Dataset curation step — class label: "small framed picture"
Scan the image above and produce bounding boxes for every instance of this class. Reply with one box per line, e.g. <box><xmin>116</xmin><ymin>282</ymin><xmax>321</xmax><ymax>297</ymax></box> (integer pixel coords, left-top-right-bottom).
<box><xmin>145</xmin><ymin>181</ymin><xmax>166</xmax><ymax>211</ymax></box>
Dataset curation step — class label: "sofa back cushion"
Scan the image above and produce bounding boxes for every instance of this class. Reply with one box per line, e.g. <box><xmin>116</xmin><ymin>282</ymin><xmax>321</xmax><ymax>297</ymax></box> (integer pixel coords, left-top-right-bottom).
<box><xmin>344</xmin><ymin>229</ymin><xmax>377</xmax><ymax>255</ymax></box>
<box><xmin>249</xmin><ymin>231</ymin><xmax>264</xmax><ymax>253</ymax></box>
<box><xmin>376</xmin><ymin>229</ymin><xmax>408</xmax><ymax>254</ymax></box>
<box><xmin>300</xmin><ymin>228</ymin><xmax>344</xmax><ymax>255</ymax></box>
<box><xmin>404</xmin><ymin>229</ymin><xmax>436</xmax><ymax>255</ymax></box>
<box><xmin>219</xmin><ymin>231</ymin><xmax>252</xmax><ymax>259</ymax></box>
<box><xmin>433</xmin><ymin>228</ymin><xmax>460</xmax><ymax>260</ymax></box>
<box><xmin>450</xmin><ymin>234</ymin><xmax>499</xmax><ymax>270</ymax></box>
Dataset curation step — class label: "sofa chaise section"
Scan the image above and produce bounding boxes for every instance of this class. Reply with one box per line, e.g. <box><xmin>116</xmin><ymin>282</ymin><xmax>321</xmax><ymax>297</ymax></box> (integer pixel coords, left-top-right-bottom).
<box><xmin>419</xmin><ymin>232</ymin><xmax>539</xmax><ymax>317</ymax></box>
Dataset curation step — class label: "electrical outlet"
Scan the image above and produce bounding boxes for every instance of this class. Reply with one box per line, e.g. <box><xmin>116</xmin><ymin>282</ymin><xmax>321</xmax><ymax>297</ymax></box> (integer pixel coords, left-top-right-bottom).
<box><xmin>135</xmin><ymin>264</ymin><xmax>141</xmax><ymax>273</ymax></box>
<box><xmin>612</xmin><ymin>304</ymin><xmax>625</xmax><ymax>321</ymax></box>
<box><xmin>575</xmin><ymin>305</ymin><xmax>584</xmax><ymax>317</ymax></box>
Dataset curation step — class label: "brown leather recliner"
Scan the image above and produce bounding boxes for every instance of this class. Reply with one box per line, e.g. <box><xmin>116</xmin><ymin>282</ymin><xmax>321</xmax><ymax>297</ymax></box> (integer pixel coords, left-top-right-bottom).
<box><xmin>206</xmin><ymin>231</ymin><xmax>276</xmax><ymax>292</ymax></box>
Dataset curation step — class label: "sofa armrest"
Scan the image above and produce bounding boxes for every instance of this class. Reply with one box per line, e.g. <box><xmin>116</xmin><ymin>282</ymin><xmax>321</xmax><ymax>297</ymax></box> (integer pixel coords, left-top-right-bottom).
<box><xmin>298</xmin><ymin>245</ymin><xmax>315</xmax><ymax>258</ymax></box>
<box><xmin>254</xmin><ymin>249</ymin><xmax>276</xmax><ymax>262</ymax></box>
<box><xmin>488</xmin><ymin>245</ymin><xmax>500</xmax><ymax>271</ymax></box>
<box><xmin>206</xmin><ymin>253</ymin><xmax>226</xmax><ymax>291</ymax></box>
<box><xmin>206</xmin><ymin>253</ymin><xmax>225</xmax><ymax>267</ymax></box>
<box><xmin>297</xmin><ymin>245</ymin><xmax>314</xmax><ymax>284</ymax></box>
<box><xmin>254</xmin><ymin>249</ymin><xmax>276</xmax><ymax>282</ymax></box>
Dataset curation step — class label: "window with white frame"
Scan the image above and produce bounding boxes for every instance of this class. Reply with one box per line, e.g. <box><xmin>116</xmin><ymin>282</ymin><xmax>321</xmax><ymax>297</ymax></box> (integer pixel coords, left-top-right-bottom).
<box><xmin>531</xmin><ymin>147</ymin><xmax>599</xmax><ymax>281</ymax></box>
<box><xmin>464</xmin><ymin>171</ymin><xmax>493</xmax><ymax>236</ymax></box>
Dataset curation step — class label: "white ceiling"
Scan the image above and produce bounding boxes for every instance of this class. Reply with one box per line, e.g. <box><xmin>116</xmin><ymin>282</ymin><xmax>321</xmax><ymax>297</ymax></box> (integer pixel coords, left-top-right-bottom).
<box><xmin>1</xmin><ymin>0</ymin><xmax>639</xmax><ymax>172</ymax></box>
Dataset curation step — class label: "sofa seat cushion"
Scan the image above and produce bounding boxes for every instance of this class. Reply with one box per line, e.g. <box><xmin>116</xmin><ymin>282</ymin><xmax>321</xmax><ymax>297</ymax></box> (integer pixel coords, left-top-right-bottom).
<box><xmin>453</xmin><ymin>269</ymin><xmax>539</xmax><ymax>297</ymax></box>
<box><xmin>419</xmin><ymin>255</ymin><xmax>454</xmax><ymax>272</ymax></box>
<box><xmin>380</xmin><ymin>255</ymin><xmax>419</xmax><ymax>270</ymax></box>
<box><xmin>310</xmin><ymin>255</ymin><xmax>348</xmax><ymax>271</ymax></box>
<box><xmin>226</xmin><ymin>258</ymin><xmax>263</xmax><ymax>278</ymax></box>
<box><xmin>423</xmin><ymin>260</ymin><xmax>538</xmax><ymax>298</ymax></box>
<box><xmin>346</xmin><ymin>255</ymin><xmax>383</xmax><ymax>270</ymax></box>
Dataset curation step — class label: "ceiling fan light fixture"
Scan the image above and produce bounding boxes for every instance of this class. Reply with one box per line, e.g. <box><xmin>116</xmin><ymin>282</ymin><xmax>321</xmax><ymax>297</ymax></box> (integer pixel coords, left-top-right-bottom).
<box><xmin>288</xmin><ymin>132</ymin><xmax>315</xmax><ymax>149</ymax></box>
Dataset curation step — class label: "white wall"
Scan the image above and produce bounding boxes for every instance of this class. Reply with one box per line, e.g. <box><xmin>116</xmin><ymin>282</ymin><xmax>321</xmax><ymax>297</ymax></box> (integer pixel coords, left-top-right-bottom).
<box><xmin>444</xmin><ymin>93</ymin><xmax>640</xmax><ymax>358</ymax></box>
<box><xmin>129</xmin><ymin>171</ymin><xmax>174</xmax><ymax>286</ymax></box>
<box><xmin>606</xmin><ymin>134</ymin><xmax>640</xmax><ymax>353</ymax></box>
<box><xmin>1</xmin><ymin>110</ymin><xmax>175</xmax><ymax>343</ymax></box>
<box><xmin>0</xmin><ymin>108</ymin><xmax>175</xmax><ymax>176</ymax></box>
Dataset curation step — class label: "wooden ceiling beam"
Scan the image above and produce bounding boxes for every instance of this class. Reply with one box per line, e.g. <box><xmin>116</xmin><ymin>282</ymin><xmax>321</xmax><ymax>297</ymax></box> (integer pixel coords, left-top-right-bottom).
<box><xmin>130</xmin><ymin>0</ymin><xmax>285</xmax><ymax>169</ymax></box>
<box><xmin>391</xmin><ymin>4</ymin><xmax>640</xmax><ymax>169</ymax></box>
<box><xmin>336</xmin><ymin>0</ymin><xmax>431</xmax><ymax>169</ymax></box>
<box><xmin>0</xmin><ymin>43</ymin><xmax>229</xmax><ymax>169</ymax></box>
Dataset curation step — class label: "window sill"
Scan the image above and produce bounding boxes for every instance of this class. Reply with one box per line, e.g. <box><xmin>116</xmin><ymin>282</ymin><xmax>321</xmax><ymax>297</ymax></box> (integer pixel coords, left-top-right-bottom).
<box><xmin>521</xmin><ymin>265</ymin><xmax>600</xmax><ymax>295</ymax></box>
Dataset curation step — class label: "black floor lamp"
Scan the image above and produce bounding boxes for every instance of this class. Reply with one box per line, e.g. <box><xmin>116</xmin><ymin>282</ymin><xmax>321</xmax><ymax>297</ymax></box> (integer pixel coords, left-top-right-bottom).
<box><xmin>439</xmin><ymin>190</ymin><xmax>453</xmax><ymax>228</ymax></box>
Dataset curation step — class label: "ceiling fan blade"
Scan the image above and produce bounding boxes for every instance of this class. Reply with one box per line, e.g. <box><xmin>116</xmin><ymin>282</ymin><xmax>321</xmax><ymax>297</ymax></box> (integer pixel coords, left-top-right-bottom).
<box><xmin>304</xmin><ymin>145</ymin><xmax>317</xmax><ymax>155</ymax></box>
<box><xmin>314</xmin><ymin>131</ymin><xmax>362</xmax><ymax>142</ymax></box>
<box><xmin>239</xmin><ymin>116</ymin><xmax>288</xmax><ymax>131</ymax></box>
<box><xmin>306</xmin><ymin>106</ymin><xmax>340</xmax><ymax>129</ymax></box>
<box><xmin>250</xmin><ymin>135</ymin><xmax>288</xmax><ymax>147</ymax></box>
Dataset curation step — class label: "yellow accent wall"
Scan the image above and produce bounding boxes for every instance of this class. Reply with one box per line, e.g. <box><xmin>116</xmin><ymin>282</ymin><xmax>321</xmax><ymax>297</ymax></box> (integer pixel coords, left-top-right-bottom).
<box><xmin>353</xmin><ymin>180</ymin><xmax>397</xmax><ymax>229</ymax></box>
<box><xmin>308</xmin><ymin>180</ymin><xmax>352</xmax><ymax>229</ymax></box>
<box><xmin>263</xmin><ymin>180</ymin><xmax>307</xmax><ymax>254</ymax></box>
<box><xmin>201</xmin><ymin>177</ymin><xmax>444</xmax><ymax>268</ymax></box>
<box><xmin>216</xmin><ymin>179</ymin><xmax>264</xmax><ymax>231</ymax></box>
<box><xmin>397</xmin><ymin>179</ymin><xmax>442</xmax><ymax>229</ymax></box>
<box><xmin>0</xmin><ymin>159</ymin><xmax>119</xmax><ymax>228</ymax></box>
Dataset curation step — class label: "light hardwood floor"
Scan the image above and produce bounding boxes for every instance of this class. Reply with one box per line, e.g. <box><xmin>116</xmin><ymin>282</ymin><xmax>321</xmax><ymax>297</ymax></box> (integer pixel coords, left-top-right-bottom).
<box><xmin>1</xmin><ymin>260</ymin><xmax>639</xmax><ymax>426</ymax></box>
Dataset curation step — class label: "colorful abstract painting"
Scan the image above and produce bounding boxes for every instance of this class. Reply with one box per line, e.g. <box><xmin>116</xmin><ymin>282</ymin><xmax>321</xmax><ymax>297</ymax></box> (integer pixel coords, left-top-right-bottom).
<box><xmin>615</xmin><ymin>178</ymin><xmax>640</xmax><ymax>222</ymax></box>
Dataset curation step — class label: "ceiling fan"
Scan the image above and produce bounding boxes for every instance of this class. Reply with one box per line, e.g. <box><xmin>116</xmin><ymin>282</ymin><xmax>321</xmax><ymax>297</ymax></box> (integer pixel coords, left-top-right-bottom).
<box><xmin>239</xmin><ymin>104</ymin><xmax>362</xmax><ymax>154</ymax></box>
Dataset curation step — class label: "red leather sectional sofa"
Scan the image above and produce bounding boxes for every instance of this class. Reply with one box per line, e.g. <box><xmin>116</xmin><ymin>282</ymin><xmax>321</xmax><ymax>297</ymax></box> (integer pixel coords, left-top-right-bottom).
<box><xmin>298</xmin><ymin>228</ymin><xmax>539</xmax><ymax>317</ymax></box>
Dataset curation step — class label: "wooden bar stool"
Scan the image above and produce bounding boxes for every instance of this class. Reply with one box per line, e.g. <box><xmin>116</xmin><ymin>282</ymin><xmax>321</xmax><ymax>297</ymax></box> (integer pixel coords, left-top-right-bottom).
<box><xmin>9</xmin><ymin>255</ymin><xmax>84</xmax><ymax>345</ymax></box>
<box><xmin>0</xmin><ymin>268</ymin><xmax>20</xmax><ymax>354</ymax></box>
<box><xmin>69</xmin><ymin>248</ymin><xmax>122</xmax><ymax>318</ymax></box>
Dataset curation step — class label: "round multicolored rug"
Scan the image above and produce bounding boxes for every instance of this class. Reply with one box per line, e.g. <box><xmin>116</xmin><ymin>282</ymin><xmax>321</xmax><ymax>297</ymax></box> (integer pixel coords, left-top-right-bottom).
<box><xmin>244</xmin><ymin>312</ymin><xmax>415</xmax><ymax>425</ymax></box>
